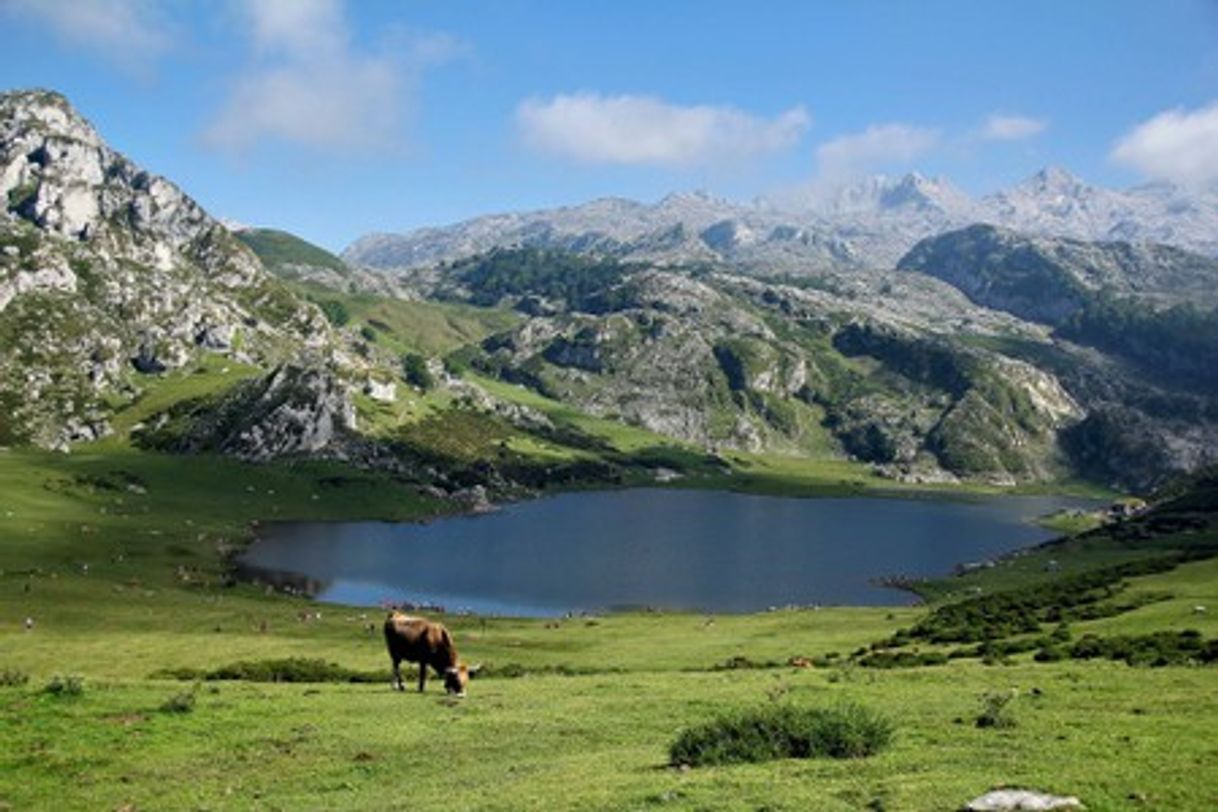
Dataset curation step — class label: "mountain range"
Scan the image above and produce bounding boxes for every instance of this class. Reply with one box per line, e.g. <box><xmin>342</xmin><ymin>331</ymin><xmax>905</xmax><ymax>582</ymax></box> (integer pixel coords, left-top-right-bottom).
<box><xmin>3</xmin><ymin>88</ymin><xmax>1217</xmax><ymax>493</ymax></box>
<box><xmin>344</xmin><ymin>167</ymin><xmax>1218</xmax><ymax>276</ymax></box>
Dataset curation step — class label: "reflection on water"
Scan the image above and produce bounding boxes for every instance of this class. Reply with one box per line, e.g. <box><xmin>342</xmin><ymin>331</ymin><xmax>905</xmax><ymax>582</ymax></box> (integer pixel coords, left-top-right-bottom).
<box><xmin>240</xmin><ymin>488</ymin><xmax>1099</xmax><ymax>616</ymax></box>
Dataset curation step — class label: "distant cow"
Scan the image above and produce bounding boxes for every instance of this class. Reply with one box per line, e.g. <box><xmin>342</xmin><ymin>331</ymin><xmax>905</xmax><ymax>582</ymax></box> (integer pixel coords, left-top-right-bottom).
<box><xmin>383</xmin><ymin>612</ymin><xmax>479</xmax><ymax>696</ymax></box>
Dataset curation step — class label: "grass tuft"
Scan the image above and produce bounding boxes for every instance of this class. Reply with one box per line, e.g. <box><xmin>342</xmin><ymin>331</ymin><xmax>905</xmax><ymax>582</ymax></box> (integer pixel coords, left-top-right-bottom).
<box><xmin>975</xmin><ymin>690</ymin><xmax>1018</xmax><ymax>729</ymax></box>
<box><xmin>0</xmin><ymin>668</ymin><xmax>29</xmax><ymax>687</ymax></box>
<box><xmin>43</xmin><ymin>674</ymin><xmax>84</xmax><ymax>697</ymax></box>
<box><xmin>669</xmin><ymin>703</ymin><xmax>894</xmax><ymax>767</ymax></box>
<box><xmin>159</xmin><ymin>685</ymin><xmax>199</xmax><ymax>714</ymax></box>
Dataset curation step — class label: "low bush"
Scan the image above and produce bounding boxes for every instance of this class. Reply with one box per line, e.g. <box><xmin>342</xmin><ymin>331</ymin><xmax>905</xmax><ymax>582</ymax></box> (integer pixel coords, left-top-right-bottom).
<box><xmin>0</xmin><ymin>668</ymin><xmax>29</xmax><ymax>687</ymax></box>
<box><xmin>152</xmin><ymin>658</ymin><xmax>384</xmax><ymax>684</ymax></box>
<box><xmin>669</xmin><ymin>703</ymin><xmax>894</xmax><ymax>767</ymax></box>
<box><xmin>474</xmin><ymin>662</ymin><xmax>619</xmax><ymax>679</ymax></box>
<box><xmin>976</xmin><ymin>690</ymin><xmax>1017</xmax><ymax>729</ymax></box>
<box><xmin>1034</xmin><ymin>646</ymin><xmax>1067</xmax><ymax>662</ymax></box>
<box><xmin>857</xmin><ymin>651</ymin><xmax>949</xmax><ymax>669</ymax></box>
<box><xmin>402</xmin><ymin>353</ymin><xmax>435</xmax><ymax>390</ymax></box>
<box><xmin>902</xmin><ymin>557</ymin><xmax>1185</xmax><ymax>645</ymax></box>
<box><xmin>44</xmin><ymin>674</ymin><xmax>83</xmax><ymax>697</ymax></box>
<box><xmin>160</xmin><ymin>686</ymin><xmax>198</xmax><ymax>714</ymax></box>
<box><xmin>1068</xmin><ymin>630</ymin><xmax>1218</xmax><ymax>667</ymax></box>
<box><xmin>711</xmin><ymin>655</ymin><xmax>782</xmax><ymax>671</ymax></box>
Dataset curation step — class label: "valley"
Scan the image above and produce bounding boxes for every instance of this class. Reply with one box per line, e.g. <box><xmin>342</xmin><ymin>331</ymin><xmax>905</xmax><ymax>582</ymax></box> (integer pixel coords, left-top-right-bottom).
<box><xmin>2</xmin><ymin>85</ymin><xmax>1218</xmax><ymax>811</ymax></box>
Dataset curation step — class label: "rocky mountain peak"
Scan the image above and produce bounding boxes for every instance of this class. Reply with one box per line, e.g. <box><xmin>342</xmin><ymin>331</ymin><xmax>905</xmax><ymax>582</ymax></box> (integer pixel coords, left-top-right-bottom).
<box><xmin>878</xmin><ymin>172</ymin><xmax>971</xmax><ymax>214</ymax></box>
<box><xmin>1</xmin><ymin>87</ymin><xmax>263</xmax><ymax>284</ymax></box>
<box><xmin>1025</xmin><ymin>165</ymin><xmax>1086</xmax><ymax>192</ymax></box>
<box><xmin>1</xmin><ymin>88</ymin><xmax>327</xmax><ymax>447</ymax></box>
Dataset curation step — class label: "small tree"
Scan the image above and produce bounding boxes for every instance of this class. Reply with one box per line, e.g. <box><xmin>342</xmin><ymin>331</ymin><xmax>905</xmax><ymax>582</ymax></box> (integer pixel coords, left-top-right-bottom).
<box><xmin>313</xmin><ymin>298</ymin><xmax>350</xmax><ymax>327</ymax></box>
<box><xmin>402</xmin><ymin>353</ymin><xmax>435</xmax><ymax>390</ymax></box>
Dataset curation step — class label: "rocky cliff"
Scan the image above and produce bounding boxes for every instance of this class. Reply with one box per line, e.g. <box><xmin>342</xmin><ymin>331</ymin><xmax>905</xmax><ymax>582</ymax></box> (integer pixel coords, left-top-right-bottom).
<box><xmin>898</xmin><ymin>224</ymin><xmax>1218</xmax><ymax>325</ymax></box>
<box><xmin>0</xmin><ymin>90</ymin><xmax>327</xmax><ymax>447</ymax></box>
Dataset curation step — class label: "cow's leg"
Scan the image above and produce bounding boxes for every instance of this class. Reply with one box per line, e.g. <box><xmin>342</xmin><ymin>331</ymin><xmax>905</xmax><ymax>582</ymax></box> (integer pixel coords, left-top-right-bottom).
<box><xmin>391</xmin><ymin>657</ymin><xmax>404</xmax><ymax>691</ymax></box>
<box><xmin>417</xmin><ymin>663</ymin><xmax>426</xmax><ymax>693</ymax></box>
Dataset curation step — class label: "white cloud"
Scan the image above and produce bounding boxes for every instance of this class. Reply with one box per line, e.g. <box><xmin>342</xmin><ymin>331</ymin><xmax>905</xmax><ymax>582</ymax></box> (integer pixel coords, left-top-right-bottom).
<box><xmin>2</xmin><ymin>0</ymin><xmax>172</xmax><ymax>70</ymax></box>
<box><xmin>244</xmin><ymin>0</ymin><xmax>345</xmax><ymax>57</ymax></box>
<box><xmin>980</xmin><ymin>113</ymin><xmax>1047</xmax><ymax>141</ymax></box>
<box><xmin>814</xmin><ymin>123</ymin><xmax>940</xmax><ymax>180</ymax></box>
<box><xmin>516</xmin><ymin>93</ymin><xmax>810</xmax><ymax>167</ymax></box>
<box><xmin>204</xmin><ymin>0</ymin><xmax>467</xmax><ymax>154</ymax></box>
<box><xmin>1112</xmin><ymin>101</ymin><xmax>1218</xmax><ymax>186</ymax></box>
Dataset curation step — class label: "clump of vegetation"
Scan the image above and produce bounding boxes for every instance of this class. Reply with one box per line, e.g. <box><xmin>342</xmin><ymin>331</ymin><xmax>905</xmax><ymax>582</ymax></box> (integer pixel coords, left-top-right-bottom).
<box><xmin>1058</xmin><ymin>294</ymin><xmax>1218</xmax><ymax>394</ymax></box>
<box><xmin>159</xmin><ymin>684</ymin><xmax>199</xmax><ymax>714</ymax></box>
<box><xmin>975</xmin><ymin>690</ymin><xmax>1018</xmax><ymax>729</ymax></box>
<box><xmin>313</xmin><ymin>298</ymin><xmax>350</xmax><ymax>327</ymax></box>
<box><xmin>857</xmin><ymin>650</ymin><xmax>949</xmax><ymax>669</ymax></box>
<box><xmin>0</xmin><ymin>668</ymin><xmax>29</xmax><ymax>687</ymax></box>
<box><xmin>153</xmin><ymin>658</ymin><xmax>384</xmax><ymax>684</ymax></box>
<box><xmin>711</xmin><ymin>655</ymin><xmax>783</xmax><ymax>671</ymax></box>
<box><xmin>1034</xmin><ymin>645</ymin><xmax>1067</xmax><ymax>662</ymax></box>
<box><xmin>448</xmin><ymin>247</ymin><xmax>631</xmax><ymax>311</ymax></box>
<box><xmin>1068</xmin><ymin>630</ymin><xmax>1218</xmax><ymax>667</ymax></box>
<box><xmin>900</xmin><ymin>558</ymin><xmax>1184</xmax><ymax>645</ymax></box>
<box><xmin>43</xmin><ymin>674</ymin><xmax>84</xmax><ymax>697</ymax></box>
<box><xmin>669</xmin><ymin>703</ymin><xmax>894</xmax><ymax>767</ymax></box>
<box><xmin>402</xmin><ymin>352</ymin><xmax>435</xmax><ymax>390</ymax></box>
<box><xmin>471</xmin><ymin>662</ymin><xmax>620</xmax><ymax>679</ymax></box>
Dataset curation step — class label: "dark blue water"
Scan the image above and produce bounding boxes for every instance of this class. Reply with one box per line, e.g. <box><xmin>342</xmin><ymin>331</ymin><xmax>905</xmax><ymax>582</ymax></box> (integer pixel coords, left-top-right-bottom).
<box><xmin>241</xmin><ymin>489</ymin><xmax>1098</xmax><ymax>616</ymax></box>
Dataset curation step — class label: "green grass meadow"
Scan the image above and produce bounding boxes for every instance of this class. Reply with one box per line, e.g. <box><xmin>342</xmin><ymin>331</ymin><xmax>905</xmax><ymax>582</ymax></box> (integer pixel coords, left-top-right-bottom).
<box><xmin>1</xmin><ymin>356</ymin><xmax>1217</xmax><ymax>810</ymax></box>
<box><xmin>2</xmin><ymin>444</ymin><xmax>1216</xmax><ymax>810</ymax></box>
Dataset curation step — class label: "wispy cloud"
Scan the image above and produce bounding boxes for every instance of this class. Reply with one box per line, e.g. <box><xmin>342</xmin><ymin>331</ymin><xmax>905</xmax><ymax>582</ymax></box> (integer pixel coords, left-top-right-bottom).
<box><xmin>1112</xmin><ymin>100</ymin><xmax>1218</xmax><ymax>186</ymax></box>
<box><xmin>1</xmin><ymin>0</ymin><xmax>172</xmax><ymax>72</ymax></box>
<box><xmin>203</xmin><ymin>0</ymin><xmax>468</xmax><ymax>154</ymax></box>
<box><xmin>814</xmin><ymin>123</ymin><xmax>940</xmax><ymax>180</ymax></box>
<box><xmin>979</xmin><ymin>113</ymin><xmax>1047</xmax><ymax>141</ymax></box>
<box><xmin>516</xmin><ymin>93</ymin><xmax>810</xmax><ymax>167</ymax></box>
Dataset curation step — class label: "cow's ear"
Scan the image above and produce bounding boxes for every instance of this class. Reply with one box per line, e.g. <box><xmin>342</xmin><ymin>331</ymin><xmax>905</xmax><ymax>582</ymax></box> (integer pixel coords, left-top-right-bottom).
<box><xmin>468</xmin><ymin>663</ymin><xmax>483</xmax><ymax>678</ymax></box>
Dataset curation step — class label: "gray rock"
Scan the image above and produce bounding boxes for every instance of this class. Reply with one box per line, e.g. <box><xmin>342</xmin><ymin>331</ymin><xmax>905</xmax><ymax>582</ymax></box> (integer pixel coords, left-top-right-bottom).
<box><xmin>962</xmin><ymin>789</ymin><xmax>1083</xmax><ymax>811</ymax></box>
<box><xmin>364</xmin><ymin>378</ymin><xmax>396</xmax><ymax>402</ymax></box>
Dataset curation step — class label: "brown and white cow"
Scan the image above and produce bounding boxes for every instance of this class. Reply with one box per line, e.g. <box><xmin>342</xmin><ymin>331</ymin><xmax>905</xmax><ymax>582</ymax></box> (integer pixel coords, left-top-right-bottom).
<box><xmin>383</xmin><ymin>612</ymin><xmax>480</xmax><ymax>696</ymax></box>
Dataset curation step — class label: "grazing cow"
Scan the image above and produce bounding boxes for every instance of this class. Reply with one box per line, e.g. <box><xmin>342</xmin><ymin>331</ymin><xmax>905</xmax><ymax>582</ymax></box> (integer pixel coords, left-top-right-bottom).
<box><xmin>383</xmin><ymin>612</ymin><xmax>480</xmax><ymax>695</ymax></box>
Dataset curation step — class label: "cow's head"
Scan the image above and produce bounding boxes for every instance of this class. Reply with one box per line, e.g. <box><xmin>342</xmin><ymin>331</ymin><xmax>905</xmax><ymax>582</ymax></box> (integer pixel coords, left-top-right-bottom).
<box><xmin>443</xmin><ymin>663</ymin><xmax>481</xmax><ymax>696</ymax></box>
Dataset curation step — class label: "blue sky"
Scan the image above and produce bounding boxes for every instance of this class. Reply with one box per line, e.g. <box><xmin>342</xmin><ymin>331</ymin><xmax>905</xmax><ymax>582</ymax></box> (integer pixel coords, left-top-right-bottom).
<box><xmin>2</xmin><ymin>0</ymin><xmax>1217</xmax><ymax>252</ymax></box>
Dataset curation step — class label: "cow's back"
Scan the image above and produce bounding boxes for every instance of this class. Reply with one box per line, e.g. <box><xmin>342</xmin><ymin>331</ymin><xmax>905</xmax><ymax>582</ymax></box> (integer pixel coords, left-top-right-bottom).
<box><xmin>383</xmin><ymin>613</ymin><xmax>454</xmax><ymax>667</ymax></box>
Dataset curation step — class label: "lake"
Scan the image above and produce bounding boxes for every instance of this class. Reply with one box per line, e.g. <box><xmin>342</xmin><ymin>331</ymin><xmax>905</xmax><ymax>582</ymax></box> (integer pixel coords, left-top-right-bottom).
<box><xmin>240</xmin><ymin>488</ymin><xmax>1099</xmax><ymax>616</ymax></box>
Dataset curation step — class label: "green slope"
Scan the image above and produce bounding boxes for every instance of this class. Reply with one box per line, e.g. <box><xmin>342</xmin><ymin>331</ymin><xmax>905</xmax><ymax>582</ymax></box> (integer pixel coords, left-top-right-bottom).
<box><xmin>235</xmin><ymin>227</ymin><xmax>348</xmax><ymax>274</ymax></box>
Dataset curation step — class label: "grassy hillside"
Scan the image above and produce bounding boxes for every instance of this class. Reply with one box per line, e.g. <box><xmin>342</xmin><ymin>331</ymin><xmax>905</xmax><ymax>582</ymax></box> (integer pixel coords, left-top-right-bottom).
<box><xmin>1</xmin><ymin>440</ymin><xmax>1216</xmax><ymax>809</ymax></box>
<box><xmin>294</xmin><ymin>281</ymin><xmax>521</xmax><ymax>356</ymax></box>
<box><xmin>236</xmin><ymin>228</ymin><xmax>348</xmax><ymax>274</ymax></box>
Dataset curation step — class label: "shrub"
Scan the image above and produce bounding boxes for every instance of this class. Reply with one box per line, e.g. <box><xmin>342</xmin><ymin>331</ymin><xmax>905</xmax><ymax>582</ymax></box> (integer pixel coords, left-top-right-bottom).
<box><xmin>152</xmin><ymin>658</ymin><xmax>384</xmax><ymax>684</ymax></box>
<box><xmin>402</xmin><ymin>353</ymin><xmax>435</xmax><ymax>391</ymax></box>
<box><xmin>313</xmin><ymin>298</ymin><xmax>350</xmax><ymax>327</ymax></box>
<box><xmin>1034</xmin><ymin>646</ymin><xmax>1066</xmax><ymax>663</ymax></box>
<box><xmin>858</xmin><ymin>651</ymin><xmax>949</xmax><ymax>669</ymax></box>
<box><xmin>975</xmin><ymin>690</ymin><xmax>1017</xmax><ymax>729</ymax></box>
<box><xmin>0</xmin><ymin>668</ymin><xmax>29</xmax><ymax>687</ymax></box>
<box><xmin>711</xmin><ymin>655</ymin><xmax>781</xmax><ymax>671</ymax></box>
<box><xmin>1068</xmin><ymin>630</ymin><xmax>1217</xmax><ymax>667</ymax></box>
<box><xmin>903</xmin><ymin>557</ymin><xmax>1184</xmax><ymax>645</ymax></box>
<box><xmin>44</xmin><ymin>674</ymin><xmax>84</xmax><ymax>697</ymax></box>
<box><xmin>159</xmin><ymin>685</ymin><xmax>199</xmax><ymax>714</ymax></box>
<box><xmin>669</xmin><ymin>703</ymin><xmax>894</xmax><ymax>767</ymax></box>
